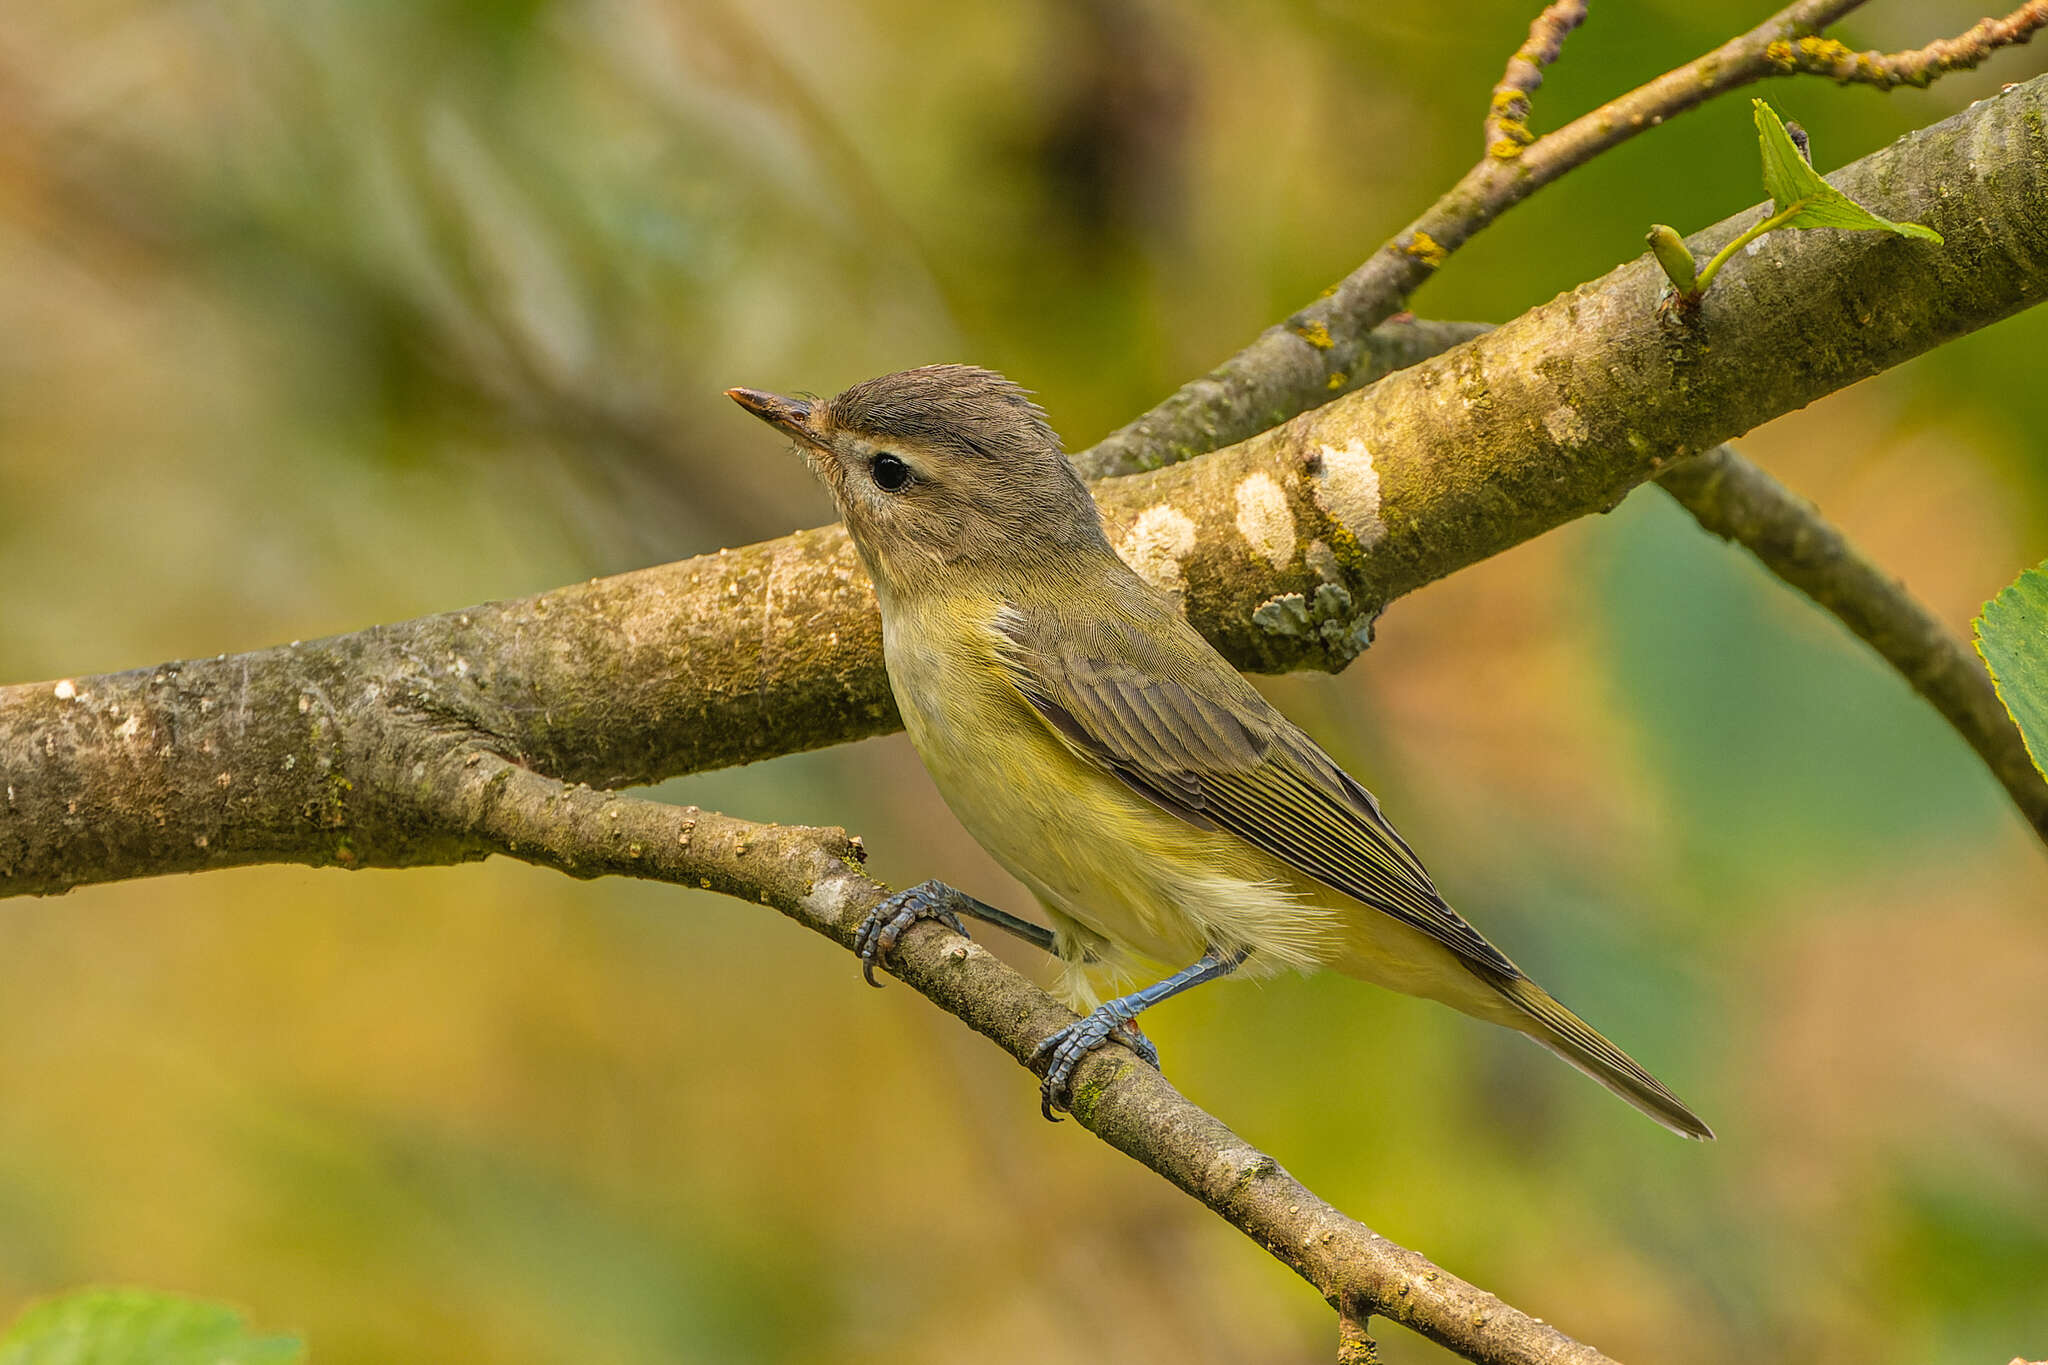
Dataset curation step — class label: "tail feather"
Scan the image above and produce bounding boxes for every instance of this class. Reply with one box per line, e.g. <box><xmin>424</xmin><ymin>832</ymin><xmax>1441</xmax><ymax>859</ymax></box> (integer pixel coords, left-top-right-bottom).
<box><xmin>1496</xmin><ymin>976</ymin><xmax>1715</xmax><ymax>1141</ymax></box>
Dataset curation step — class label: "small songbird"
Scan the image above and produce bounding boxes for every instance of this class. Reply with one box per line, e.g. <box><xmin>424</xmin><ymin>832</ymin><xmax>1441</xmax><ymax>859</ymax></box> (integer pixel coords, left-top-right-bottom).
<box><xmin>728</xmin><ymin>365</ymin><xmax>1712</xmax><ymax>1139</ymax></box>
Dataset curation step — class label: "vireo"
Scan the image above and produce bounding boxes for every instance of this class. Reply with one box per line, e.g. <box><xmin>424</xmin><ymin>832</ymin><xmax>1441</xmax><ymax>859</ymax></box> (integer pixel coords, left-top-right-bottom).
<box><xmin>730</xmin><ymin>365</ymin><xmax>1711</xmax><ymax>1139</ymax></box>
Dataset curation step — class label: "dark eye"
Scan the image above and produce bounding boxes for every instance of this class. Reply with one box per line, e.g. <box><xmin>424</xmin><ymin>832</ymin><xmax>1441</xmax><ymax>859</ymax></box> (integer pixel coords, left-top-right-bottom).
<box><xmin>870</xmin><ymin>452</ymin><xmax>912</xmax><ymax>492</ymax></box>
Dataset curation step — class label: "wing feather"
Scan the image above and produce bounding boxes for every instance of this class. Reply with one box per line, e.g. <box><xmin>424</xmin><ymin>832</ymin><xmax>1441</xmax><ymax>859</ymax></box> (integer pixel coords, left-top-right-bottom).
<box><xmin>995</xmin><ymin>606</ymin><xmax>1515</xmax><ymax>977</ymax></box>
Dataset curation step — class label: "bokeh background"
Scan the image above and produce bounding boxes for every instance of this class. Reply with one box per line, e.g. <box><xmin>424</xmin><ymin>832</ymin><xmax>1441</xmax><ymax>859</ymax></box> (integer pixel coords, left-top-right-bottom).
<box><xmin>3</xmin><ymin>2</ymin><xmax>2046</xmax><ymax>1361</ymax></box>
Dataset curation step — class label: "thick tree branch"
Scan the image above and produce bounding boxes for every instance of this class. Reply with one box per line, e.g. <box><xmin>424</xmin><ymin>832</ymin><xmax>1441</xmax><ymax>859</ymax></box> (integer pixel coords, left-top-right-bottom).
<box><xmin>426</xmin><ymin>750</ymin><xmax>1621</xmax><ymax>1365</ymax></box>
<box><xmin>6</xmin><ymin>74</ymin><xmax>2046</xmax><ymax>897</ymax></box>
<box><xmin>1654</xmin><ymin>447</ymin><xmax>2048</xmax><ymax>834</ymax></box>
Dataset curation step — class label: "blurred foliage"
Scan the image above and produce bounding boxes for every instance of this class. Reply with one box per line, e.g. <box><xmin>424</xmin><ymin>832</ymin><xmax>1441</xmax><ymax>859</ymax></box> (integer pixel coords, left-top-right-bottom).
<box><xmin>0</xmin><ymin>1288</ymin><xmax>302</xmax><ymax>1365</ymax></box>
<box><xmin>1976</xmin><ymin>560</ymin><xmax>2048</xmax><ymax>779</ymax></box>
<box><xmin>1</xmin><ymin>2</ymin><xmax>2045</xmax><ymax>1363</ymax></box>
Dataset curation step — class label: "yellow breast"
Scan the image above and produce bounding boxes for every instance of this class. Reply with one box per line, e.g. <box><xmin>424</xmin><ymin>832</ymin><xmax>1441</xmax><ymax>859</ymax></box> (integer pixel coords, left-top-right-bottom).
<box><xmin>879</xmin><ymin>590</ymin><xmax>1343</xmax><ymax>1005</ymax></box>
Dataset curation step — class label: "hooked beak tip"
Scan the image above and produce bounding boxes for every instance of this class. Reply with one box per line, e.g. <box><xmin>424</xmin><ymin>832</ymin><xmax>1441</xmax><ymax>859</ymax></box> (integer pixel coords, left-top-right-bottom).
<box><xmin>726</xmin><ymin>386</ymin><xmax>816</xmax><ymax>442</ymax></box>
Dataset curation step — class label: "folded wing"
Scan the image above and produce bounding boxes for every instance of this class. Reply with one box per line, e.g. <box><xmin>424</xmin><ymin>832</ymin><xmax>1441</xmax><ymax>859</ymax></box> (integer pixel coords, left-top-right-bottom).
<box><xmin>993</xmin><ymin>605</ymin><xmax>1517</xmax><ymax>979</ymax></box>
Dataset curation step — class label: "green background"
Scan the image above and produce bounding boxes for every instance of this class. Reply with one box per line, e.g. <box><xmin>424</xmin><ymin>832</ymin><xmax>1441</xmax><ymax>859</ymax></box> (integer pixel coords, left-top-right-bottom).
<box><xmin>2</xmin><ymin>2</ymin><xmax>2044</xmax><ymax>1361</ymax></box>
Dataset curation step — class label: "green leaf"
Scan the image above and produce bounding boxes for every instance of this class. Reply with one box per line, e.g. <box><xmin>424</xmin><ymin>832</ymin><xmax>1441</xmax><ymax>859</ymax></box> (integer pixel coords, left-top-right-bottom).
<box><xmin>1753</xmin><ymin>99</ymin><xmax>1943</xmax><ymax>243</ymax></box>
<box><xmin>1976</xmin><ymin>561</ymin><xmax>2048</xmax><ymax>780</ymax></box>
<box><xmin>0</xmin><ymin>1289</ymin><xmax>304</xmax><ymax>1365</ymax></box>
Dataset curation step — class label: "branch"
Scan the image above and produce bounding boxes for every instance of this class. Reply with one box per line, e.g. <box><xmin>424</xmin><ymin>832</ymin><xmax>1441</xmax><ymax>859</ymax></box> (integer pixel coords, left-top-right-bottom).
<box><xmin>1654</xmin><ymin>447</ymin><xmax>2048</xmax><ymax>835</ymax></box>
<box><xmin>1764</xmin><ymin>3</ymin><xmax>2048</xmax><ymax>90</ymax></box>
<box><xmin>1338</xmin><ymin>1304</ymin><xmax>1382</xmax><ymax>1365</ymax></box>
<box><xmin>1387</xmin><ymin>337</ymin><xmax>2047</xmax><ymax>840</ymax></box>
<box><xmin>1484</xmin><ymin>1</ymin><xmax>1589</xmax><ymax>160</ymax></box>
<box><xmin>427</xmin><ymin>749</ymin><xmax>1622</xmax><ymax>1365</ymax></box>
<box><xmin>6</xmin><ymin>73</ymin><xmax>2046</xmax><ymax>896</ymax></box>
<box><xmin>1076</xmin><ymin>0</ymin><xmax>2048</xmax><ymax>481</ymax></box>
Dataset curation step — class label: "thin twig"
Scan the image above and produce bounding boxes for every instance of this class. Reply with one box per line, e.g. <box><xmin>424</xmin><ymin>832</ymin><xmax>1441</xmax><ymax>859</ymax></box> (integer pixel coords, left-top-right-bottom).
<box><xmin>1485</xmin><ymin>1</ymin><xmax>1590</xmax><ymax>159</ymax></box>
<box><xmin>1338</xmin><ymin>1301</ymin><xmax>1383</xmax><ymax>1364</ymax></box>
<box><xmin>1086</xmin><ymin>0</ymin><xmax>2043</xmax><ymax>482</ymax></box>
<box><xmin>1765</xmin><ymin>2</ymin><xmax>2048</xmax><ymax>89</ymax></box>
<box><xmin>1655</xmin><ymin>447</ymin><xmax>2048</xmax><ymax>839</ymax></box>
<box><xmin>1089</xmin><ymin>0</ymin><xmax>2048</xmax><ymax>480</ymax></box>
<box><xmin>437</xmin><ymin>752</ymin><xmax>1624</xmax><ymax>1365</ymax></box>
<box><xmin>1078</xmin><ymin>0</ymin><xmax>1876</xmax><ymax>479</ymax></box>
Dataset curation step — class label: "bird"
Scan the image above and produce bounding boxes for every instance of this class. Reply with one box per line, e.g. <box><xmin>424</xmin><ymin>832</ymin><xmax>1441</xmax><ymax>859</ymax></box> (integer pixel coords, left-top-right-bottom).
<box><xmin>727</xmin><ymin>364</ymin><xmax>1712</xmax><ymax>1139</ymax></box>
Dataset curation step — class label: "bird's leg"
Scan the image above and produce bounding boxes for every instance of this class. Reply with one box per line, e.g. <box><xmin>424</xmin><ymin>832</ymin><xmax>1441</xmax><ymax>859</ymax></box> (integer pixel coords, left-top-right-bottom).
<box><xmin>1033</xmin><ymin>946</ymin><xmax>1252</xmax><ymax>1121</ymax></box>
<box><xmin>854</xmin><ymin>878</ymin><xmax>1056</xmax><ymax>986</ymax></box>
<box><xmin>943</xmin><ymin>888</ymin><xmax>1058</xmax><ymax>953</ymax></box>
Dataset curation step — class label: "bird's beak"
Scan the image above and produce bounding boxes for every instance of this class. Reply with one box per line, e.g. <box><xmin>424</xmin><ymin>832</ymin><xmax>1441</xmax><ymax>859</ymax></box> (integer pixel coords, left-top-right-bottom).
<box><xmin>726</xmin><ymin>387</ymin><xmax>824</xmax><ymax>449</ymax></box>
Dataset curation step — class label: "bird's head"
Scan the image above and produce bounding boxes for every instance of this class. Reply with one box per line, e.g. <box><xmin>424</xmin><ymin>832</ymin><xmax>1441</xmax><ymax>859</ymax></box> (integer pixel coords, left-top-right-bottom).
<box><xmin>728</xmin><ymin>365</ymin><xmax>1106</xmax><ymax>597</ymax></box>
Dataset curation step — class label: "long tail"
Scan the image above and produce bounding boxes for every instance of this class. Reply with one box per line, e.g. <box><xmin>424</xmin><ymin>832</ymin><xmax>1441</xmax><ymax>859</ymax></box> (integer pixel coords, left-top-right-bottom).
<box><xmin>1495</xmin><ymin>975</ymin><xmax>1715</xmax><ymax>1141</ymax></box>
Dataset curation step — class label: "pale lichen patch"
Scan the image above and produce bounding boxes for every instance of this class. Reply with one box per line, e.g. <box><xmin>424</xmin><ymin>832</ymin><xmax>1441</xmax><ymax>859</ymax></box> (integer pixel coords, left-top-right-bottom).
<box><xmin>1305</xmin><ymin>539</ymin><xmax>1342</xmax><ymax>583</ymax></box>
<box><xmin>53</xmin><ymin>679</ymin><xmax>76</xmax><ymax>701</ymax></box>
<box><xmin>114</xmin><ymin>714</ymin><xmax>142</xmax><ymax>740</ymax></box>
<box><xmin>1309</xmin><ymin>438</ymin><xmax>1388</xmax><ymax>549</ymax></box>
<box><xmin>1542</xmin><ymin>404</ymin><xmax>1590</xmax><ymax>447</ymax></box>
<box><xmin>1251</xmin><ymin>582</ymin><xmax>1375</xmax><ymax>664</ymax></box>
<box><xmin>1253</xmin><ymin>593</ymin><xmax>1311</xmax><ymax>637</ymax></box>
<box><xmin>1234</xmin><ymin>472</ymin><xmax>1297</xmax><ymax>570</ymax></box>
<box><xmin>1117</xmin><ymin>503</ymin><xmax>1199</xmax><ymax>592</ymax></box>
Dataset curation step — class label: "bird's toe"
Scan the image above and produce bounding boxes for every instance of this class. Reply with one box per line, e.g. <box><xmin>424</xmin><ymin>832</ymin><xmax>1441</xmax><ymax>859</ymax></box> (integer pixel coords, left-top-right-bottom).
<box><xmin>855</xmin><ymin>880</ymin><xmax>970</xmax><ymax>987</ymax></box>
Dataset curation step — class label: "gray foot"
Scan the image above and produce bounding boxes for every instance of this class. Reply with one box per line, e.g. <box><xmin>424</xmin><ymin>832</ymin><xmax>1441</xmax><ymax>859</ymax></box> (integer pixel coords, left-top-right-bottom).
<box><xmin>1032</xmin><ymin>1008</ymin><xmax>1162</xmax><ymax>1121</ymax></box>
<box><xmin>854</xmin><ymin>879</ymin><xmax>969</xmax><ymax>987</ymax></box>
<box><xmin>1027</xmin><ymin>947</ymin><xmax>1247</xmax><ymax>1120</ymax></box>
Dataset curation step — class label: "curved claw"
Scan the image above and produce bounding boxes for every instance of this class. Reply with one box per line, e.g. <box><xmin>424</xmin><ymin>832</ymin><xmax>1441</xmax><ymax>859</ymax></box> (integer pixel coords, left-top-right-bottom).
<box><xmin>1032</xmin><ymin>1002</ymin><xmax>1157</xmax><ymax>1121</ymax></box>
<box><xmin>855</xmin><ymin>879</ymin><xmax>969</xmax><ymax>987</ymax></box>
<box><xmin>1116</xmin><ymin>1019</ymin><xmax>1161</xmax><ymax>1070</ymax></box>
